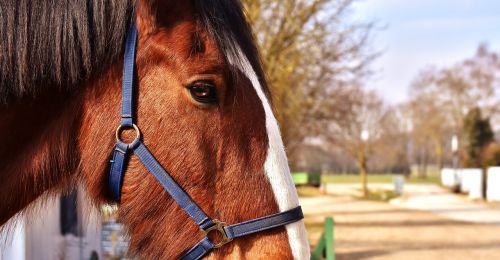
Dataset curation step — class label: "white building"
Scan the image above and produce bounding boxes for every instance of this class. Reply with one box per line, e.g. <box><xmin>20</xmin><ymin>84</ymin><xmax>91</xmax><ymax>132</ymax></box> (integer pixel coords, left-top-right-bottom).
<box><xmin>1</xmin><ymin>190</ymin><xmax>127</xmax><ymax>260</ymax></box>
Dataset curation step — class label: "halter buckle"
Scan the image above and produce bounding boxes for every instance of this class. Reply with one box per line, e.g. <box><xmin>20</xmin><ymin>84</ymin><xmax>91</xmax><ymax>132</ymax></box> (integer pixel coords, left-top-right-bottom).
<box><xmin>201</xmin><ymin>220</ymin><xmax>232</xmax><ymax>248</ymax></box>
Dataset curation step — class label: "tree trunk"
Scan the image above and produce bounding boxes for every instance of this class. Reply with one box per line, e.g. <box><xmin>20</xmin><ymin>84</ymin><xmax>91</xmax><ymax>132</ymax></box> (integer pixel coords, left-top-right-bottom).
<box><xmin>418</xmin><ymin>148</ymin><xmax>429</xmax><ymax>178</ymax></box>
<box><xmin>358</xmin><ymin>155</ymin><xmax>368</xmax><ymax>197</ymax></box>
<box><xmin>435</xmin><ymin>142</ymin><xmax>444</xmax><ymax>172</ymax></box>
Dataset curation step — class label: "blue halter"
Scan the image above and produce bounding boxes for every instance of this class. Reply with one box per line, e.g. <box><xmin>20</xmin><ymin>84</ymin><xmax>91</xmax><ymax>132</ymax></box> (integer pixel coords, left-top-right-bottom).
<box><xmin>108</xmin><ymin>21</ymin><xmax>304</xmax><ymax>260</ymax></box>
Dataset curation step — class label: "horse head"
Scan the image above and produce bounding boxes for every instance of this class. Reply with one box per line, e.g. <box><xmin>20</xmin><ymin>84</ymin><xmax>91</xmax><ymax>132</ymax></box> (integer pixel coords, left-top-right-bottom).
<box><xmin>0</xmin><ymin>1</ymin><xmax>309</xmax><ymax>259</ymax></box>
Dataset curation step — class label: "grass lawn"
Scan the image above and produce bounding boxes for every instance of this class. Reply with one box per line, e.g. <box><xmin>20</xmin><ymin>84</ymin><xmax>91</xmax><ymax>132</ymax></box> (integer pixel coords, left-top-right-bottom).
<box><xmin>355</xmin><ymin>189</ymin><xmax>400</xmax><ymax>202</ymax></box>
<box><xmin>321</xmin><ymin>174</ymin><xmax>440</xmax><ymax>185</ymax></box>
<box><xmin>297</xmin><ymin>186</ymin><xmax>326</xmax><ymax>197</ymax></box>
<box><xmin>297</xmin><ymin>185</ymin><xmax>401</xmax><ymax>202</ymax></box>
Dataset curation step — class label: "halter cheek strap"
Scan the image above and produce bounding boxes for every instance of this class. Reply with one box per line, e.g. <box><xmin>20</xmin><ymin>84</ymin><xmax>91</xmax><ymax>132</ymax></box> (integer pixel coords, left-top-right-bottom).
<box><xmin>108</xmin><ymin>21</ymin><xmax>304</xmax><ymax>260</ymax></box>
<box><xmin>183</xmin><ymin>207</ymin><xmax>304</xmax><ymax>260</ymax></box>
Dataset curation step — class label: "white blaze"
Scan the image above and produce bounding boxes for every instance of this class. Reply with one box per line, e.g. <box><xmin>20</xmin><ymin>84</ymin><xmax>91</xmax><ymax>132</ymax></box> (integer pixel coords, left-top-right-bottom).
<box><xmin>228</xmin><ymin>47</ymin><xmax>310</xmax><ymax>259</ymax></box>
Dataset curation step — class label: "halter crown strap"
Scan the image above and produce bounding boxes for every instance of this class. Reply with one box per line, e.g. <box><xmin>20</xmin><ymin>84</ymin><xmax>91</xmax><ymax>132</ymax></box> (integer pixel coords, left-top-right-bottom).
<box><xmin>108</xmin><ymin>21</ymin><xmax>138</xmax><ymax>201</ymax></box>
<box><xmin>108</xmin><ymin>20</ymin><xmax>304</xmax><ymax>260</ymax></box>
<box><xmin>121</xmin><ymin>19</ymin><xmax>138</xmax><ymax>127</ymax></box>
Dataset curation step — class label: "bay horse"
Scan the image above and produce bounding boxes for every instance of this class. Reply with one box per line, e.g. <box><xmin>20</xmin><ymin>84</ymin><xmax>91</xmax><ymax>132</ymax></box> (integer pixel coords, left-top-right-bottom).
<box><xmin>0</xmin><ymin>0</ymin><xmax>310</xmax><ymax>259</ymax></box>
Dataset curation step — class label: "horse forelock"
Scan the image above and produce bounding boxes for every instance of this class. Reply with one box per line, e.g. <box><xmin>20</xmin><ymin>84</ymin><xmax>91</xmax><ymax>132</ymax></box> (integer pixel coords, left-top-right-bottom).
<box><xmin>193</xmin><ymin>0</ymin><xmax>272</xmax><ymax>102</ymax></box>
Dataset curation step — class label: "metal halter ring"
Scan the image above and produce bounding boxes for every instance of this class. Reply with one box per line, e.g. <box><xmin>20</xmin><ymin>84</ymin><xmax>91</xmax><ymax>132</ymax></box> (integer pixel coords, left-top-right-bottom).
<box><xmin>201</xmin><ymin>220</ymin><xmax>233</xmax><ymax>248</ymax></box>
<box><xmin>115</xmin><ymin>124</ymin><xmax>141</xmax><ymax>144</ymax></box>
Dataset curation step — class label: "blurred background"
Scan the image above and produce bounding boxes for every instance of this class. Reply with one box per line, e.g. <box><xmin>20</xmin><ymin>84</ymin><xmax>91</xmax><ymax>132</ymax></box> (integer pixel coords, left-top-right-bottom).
<box><xmin>2</xmin><ymin>0</ymin><xmax>500</xmax><ymax>259</ymax></box>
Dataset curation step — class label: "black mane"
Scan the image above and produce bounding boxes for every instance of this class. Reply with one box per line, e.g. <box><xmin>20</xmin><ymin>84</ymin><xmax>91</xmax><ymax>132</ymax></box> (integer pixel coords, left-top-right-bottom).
<box><xmin>0</xmin><ymin>0</ymin><xmax>134</xmax><ymax>103</ymax></box>
<box><xmin>0</xmin><ymin>0</ymin><xmax>268</xmax><ymax>104</ymax></box>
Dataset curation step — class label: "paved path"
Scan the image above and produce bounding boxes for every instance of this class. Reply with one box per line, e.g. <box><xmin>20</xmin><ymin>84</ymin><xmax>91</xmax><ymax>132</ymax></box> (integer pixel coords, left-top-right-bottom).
<box><xmin>302</xmin><ymin>184</ymin><xmax>500</xmax><ymax>260</ymax></box>
<box><xmin>390</xmin><ymin>184</ymin><xmax>500</xmax><ymax>224</ymax></box>
<box><xmin>324</xmin><ymin>183</ymin><xmax>500</xmax><ymax>224</ymax></box>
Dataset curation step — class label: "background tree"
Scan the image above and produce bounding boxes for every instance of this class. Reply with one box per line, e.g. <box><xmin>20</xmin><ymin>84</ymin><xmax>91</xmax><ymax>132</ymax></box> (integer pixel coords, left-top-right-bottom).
<box><xmin>409</xmin><ymin>44</ymin><xmax>500</xmax><ymax>132</ymax></box>
<box><xmin>243</xmin><ymin>0</ymin><xmax>376</xmax><ymax>156</ymax></box>
<box><xmin>482</xmin><ymin>142</ymin><xmax>500</xmax><ymax>168</ymax></box>
<box><xmin>370</xmin><ymin>106</ymin><xmax>411</xmax><ymax>175</ymax></box>
<box><xmin>406</xmin><ymin>70</ymin><xmax>451</xmax><ymax>177</ymax></box>
<box><xmin>319</xmin><ymin>87</ymin><xmax>388</xmax><ymax>196</ymax></box>
<box><xmin>462</xmin><ymin>107</ymin><xmax>494</xmax><ymax>167</ymax></box>
<box><xmin>406</xmin><ymin>44</ymin><xmax>500</xmax><ymax>174</ymax></box>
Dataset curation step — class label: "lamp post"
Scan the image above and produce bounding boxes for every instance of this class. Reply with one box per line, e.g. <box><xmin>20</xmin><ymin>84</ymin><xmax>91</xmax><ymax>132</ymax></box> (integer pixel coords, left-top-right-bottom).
<box><xmin>451</xmin><ymin>135</ymin><xmax>459</xmax><ymax>191</ymax></box>
<box><xmin>451</xmin><ymin>135</ymin><xmax>458</xmax><ymax>169</ymax></box>
<box><xmin>361</xmin><ymin>130</ymin><xmax>370</xmax><ymax>143</ymax></box>
<box><xmin>406</xmin><ymin>119</ymin><xmax>413</xmax><ymax>175</ymax></box>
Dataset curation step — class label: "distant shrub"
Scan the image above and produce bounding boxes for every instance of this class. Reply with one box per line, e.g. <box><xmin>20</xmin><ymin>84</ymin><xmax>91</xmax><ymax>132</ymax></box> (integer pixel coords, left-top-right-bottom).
<box><xmin>462</xmin><ymin>107</ymin><xmax>494</xmax><ymax>167</ymax></box>
<box><xmin>482</xmin><ymin>142</ymin><xmax>500</xmax><ymax>167</ymax></box>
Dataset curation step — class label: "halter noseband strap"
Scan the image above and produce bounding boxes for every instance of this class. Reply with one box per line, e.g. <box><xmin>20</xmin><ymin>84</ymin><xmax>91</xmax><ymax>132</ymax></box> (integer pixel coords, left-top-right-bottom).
<box><xmin>108</xmin><ymin>21</ymin><xmax>304</xmax><ymax>260</ymax></box>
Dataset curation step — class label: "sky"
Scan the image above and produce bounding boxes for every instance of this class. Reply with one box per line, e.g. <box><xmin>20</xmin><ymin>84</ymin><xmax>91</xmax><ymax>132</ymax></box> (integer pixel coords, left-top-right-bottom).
<box><xmin>351</xmin><ymin>0</ymin><xmax>500</xmax><ymax>104</ymax></box>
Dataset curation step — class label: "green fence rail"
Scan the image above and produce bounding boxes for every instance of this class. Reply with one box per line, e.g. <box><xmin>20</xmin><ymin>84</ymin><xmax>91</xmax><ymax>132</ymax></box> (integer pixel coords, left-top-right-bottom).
<box><xmin>292</xmin><ymin>172</ymin><xmax>321</xmax><ymax>187</ymax></box>
<box><xmin>311</xmin><ymin>217</ymin><xmax>335</xmax><ymax>260</ymax></box>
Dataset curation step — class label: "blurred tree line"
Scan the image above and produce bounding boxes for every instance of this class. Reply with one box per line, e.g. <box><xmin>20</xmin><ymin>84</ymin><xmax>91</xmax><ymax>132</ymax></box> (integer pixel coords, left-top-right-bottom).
<box><xmin>242</xmin><ymin>0</ymin><xmax>500</xmax><ymax>180</ymax></box>
<box><xmin>405</xmin><ymin>44</ymin><xmax>500</xmax><ymax>176</ymax></box>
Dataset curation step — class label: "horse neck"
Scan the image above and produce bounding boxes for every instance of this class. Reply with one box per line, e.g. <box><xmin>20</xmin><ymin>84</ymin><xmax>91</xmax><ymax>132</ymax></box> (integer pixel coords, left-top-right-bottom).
<box><xmin>0</xmin><ymin>90</ymin><xmax>82</xmax><ymax>226</ymax></box>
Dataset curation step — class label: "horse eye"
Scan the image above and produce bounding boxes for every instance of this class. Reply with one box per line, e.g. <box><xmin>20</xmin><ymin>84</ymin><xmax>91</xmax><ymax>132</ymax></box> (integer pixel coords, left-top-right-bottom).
<box><xmin>188</xmin><ymin>81</ymin><xmax>217</xmax><ymax>103</ymax></box>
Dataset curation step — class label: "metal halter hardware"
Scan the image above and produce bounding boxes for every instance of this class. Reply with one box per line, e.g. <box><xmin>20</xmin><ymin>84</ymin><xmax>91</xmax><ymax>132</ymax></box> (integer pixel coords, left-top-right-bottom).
<box><xmin>201</xmin><ymin>220</ymin><xmax>232</xmax><ymax>248</ymax></box>
<box><xmin>115</xmin><ymin>124</ymin><xmax>141</xmax><ymax>143</ymax></box>
<box><xmin>107</xmin><ymin>20</ymin><xmax>304</xmax><ymax>260</ymax></box>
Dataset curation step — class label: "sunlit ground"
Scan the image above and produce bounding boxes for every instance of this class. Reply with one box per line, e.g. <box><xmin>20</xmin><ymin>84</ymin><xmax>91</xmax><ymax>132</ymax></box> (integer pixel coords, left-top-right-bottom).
<box><xmin>301</xmin><ymin>181</ymin><xmax>500</xmax><ymax>260</ymax></box>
